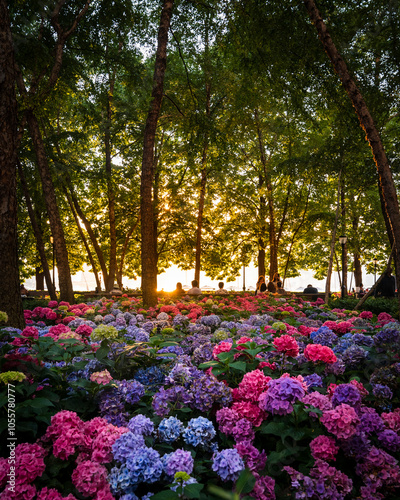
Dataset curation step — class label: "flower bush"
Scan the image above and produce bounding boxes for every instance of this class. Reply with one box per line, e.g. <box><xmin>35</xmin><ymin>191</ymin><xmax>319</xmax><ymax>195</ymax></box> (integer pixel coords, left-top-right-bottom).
<box><xmin>1</xmin><ymin>292</ymin><xmax>400</xmax><ymax>499</ymax></box>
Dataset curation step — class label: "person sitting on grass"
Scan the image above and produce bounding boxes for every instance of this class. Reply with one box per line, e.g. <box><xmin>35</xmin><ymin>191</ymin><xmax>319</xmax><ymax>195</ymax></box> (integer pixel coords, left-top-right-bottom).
<box><xmin>303</xmin><ymin>284</ymin><xmax>318</xmax><ymax>294</ymax></box>
<box><xmin>170</xmin><ymin>282</ymin><xmax>185</xmax><ymax>299</ymax></box>
<box><xmin>374</xmin><ymin>268</ymin><xmax>396</xmax><ymax>298</ymax></box>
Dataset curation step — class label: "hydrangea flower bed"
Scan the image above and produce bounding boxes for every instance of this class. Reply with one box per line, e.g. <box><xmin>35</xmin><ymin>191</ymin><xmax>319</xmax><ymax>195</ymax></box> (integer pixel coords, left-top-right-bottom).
<box><xmin>1</xmin><ymin>293</ymin><xmax>400</xmax><ymax>499</ymax></box>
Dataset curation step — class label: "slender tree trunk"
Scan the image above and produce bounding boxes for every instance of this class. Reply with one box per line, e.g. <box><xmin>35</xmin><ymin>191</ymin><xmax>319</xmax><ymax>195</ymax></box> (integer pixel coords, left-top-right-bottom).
<box><xmin>194</xmin><ymin>144</ymin><xmax>208</xmax><ymax>285</ymax></box>
<box><xmin>67</xmin><ymin>184</ymin><xmax>109</xmax><ymax>284</ymax></box>
<box><xmin>0</xmin><ymin>0</ymin><xmax>25</xmax><ymax>328</ymax></box>
<box><xmin>26</xmin><ymin>110</ymin><xmax>74</xmax><ymax>303</ymax></box>
<box><xmin>105</xmin><ymin>63</ymin><xmax>117</xmax><ymax>291</ymax></box>
<box><xmin>257</xmin><ymin>243</ymin><xmax>266</xmax><ymax>278</ymax></box>
<box><xmin>117</xmin><ymin>218</ymin><xmax>140</xmax><ymax>289</ymax></box>
<box><xmin>340</xmin><ymin>184</ymin><xmax>347</xmax><ymax>296</ymax></box>
<box><xmin>65</xmin><ymin>190</ymin><xmax>101</xmax><ymax>291</ymax></box>
<box><xmin>140</xmin><ymin>0</ymin><xmax>174</xmax><ymax>307</ymax></box>
<box><xmin>325</xmin><ymin>172</ymin><xmax>342</xmax><ymax>303</ymax></box>
<box><xmin>18</xmin><ymin>161</ymin><xmax>57</xmax><ymax>299</ymax></box>
<box><xmin>255</xmin><ymin>109</ymin><xmax>277</xmax><ymax>279</ymax></box>
<box><xmin>354</xmin><ymin>253</ymin><xmax>362</xmax><ymax>288</ymax></box>
<box><xmin>304</xmin><ymin>0</ymin><xmax>400</xmax><ymax>312</ymax></box>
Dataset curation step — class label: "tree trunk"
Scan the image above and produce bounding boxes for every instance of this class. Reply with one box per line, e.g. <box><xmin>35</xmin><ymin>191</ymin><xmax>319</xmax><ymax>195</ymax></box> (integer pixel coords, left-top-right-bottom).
<box><xmin>325</xmin><ymin>172</ymin><xmax>341</xmax><ymax>303</ymax></box>
<box><xmin>255</xmin><ymin>109</ymin><xmax>277</xmax><ymax>280</ymax></box>
<box><xmin>26</xmin><ymin>110</ymin><xmax>74</xmax><ymax>303</ymax></box>
<box><xmin>304</xmin><ymin>0</ymin><xmax>400</xmax><ymax>312</ymax></box>
<box><xmin>67</xmin><ymin>184</ymin><xmax>109</xmax><ymax>285</ymax></box>
<box><xmin>257</xmin><ymin>243</ymin><xmax>266</xmax><ymax>278</ymax></box>
<box><xmin>0</xmin><ymin>0</ymin><xmax>25</xmax><ymax>328</ymax></box>
<box><xmin>18</xmin><ymin>160</ymin><xmax>57</xmax><ymax>299</ymax></box>
<box><xmin>105</xmin><ymin>64</ymin><xmax>117</xmax><ymax>291</ymax></box>
<box><xmin>140</xmin><ymin>0</ymin><xmax>174</xmax><ymax>307</ymax></box>
<box><xmin>35</xmin><ymin>268</ymin><xmax>45</xmax><ymax>290</ymax></box>
<box><xmin>340</xmin><ymin>184</ymin><xmax>347</xmax><ymax>296</ymax></box>
<box><xmin>65</xmin><ymin>190</ymin><xmax>101</xmax><ymax>292</ymax></box>
<box><xmin>354</xmin><ymin>253</ymin><xmax>362</xmax><ymax>288</ymax></box>
<box><xmin>194</xmin><ymin>146</ymin><xmax>208</xmax><ymax>285</ymax></box>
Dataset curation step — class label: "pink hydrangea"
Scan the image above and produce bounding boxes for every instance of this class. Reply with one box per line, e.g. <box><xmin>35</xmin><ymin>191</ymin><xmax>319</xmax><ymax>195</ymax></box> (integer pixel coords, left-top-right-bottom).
<box><xmin>236</xmin><ymin>336</ymin><xmax>252</xmax><ymax>350</ymax></box>
<box><xmin>250</xmin><ymin>472</ymin><xmax>276</xmax><ymax>500</ymax></box>
<box><xmin>71</xmin><ymin>461</ymin><xmax>108</xmax><ymax>496</ymax></box>
<box><xmin>90</xmin><ymin>370</ymin><xmax>113</xmax><ymax>385</ymax></box>
<box><xmin>21</xmin><ymin>327</ymin><xmax>39</xmax><ymax>339</ymax></box>
<box><xmin>236</xmin><ymin>370</ymin><xmax>271</xmax><ymax>403</ymax></box>
<box><xmin>46</xmin><ymin>311</ymin><xmax>58</xmax><ymax>321</ymax></box>
<box><xmin>75</xmin><ymin>324</ymin><xmax>93</xmax><ymax>337</ymax></box>
<box><xmin>377</xmin><ymin>312</ymin><xmax>393</xmax><ymax>325</ymax></box>
<box><xmin>360</xmin><ymin>311</ymin><xmax>373</xmax><ymax>320</ymax></box>
<box><xmin>310</xmin><ymin>435</ymin><xmax>339</xmax><ymax>461</ymax></box>
<box><xmin>94</xmin><ymin>484</ymin><xmax>114</xmax><ymax>500</ymax></box>
<box><xmin>90</xmin><ymin>425</ymin><xmax>128</xmax><ymax>463</ymax></box>
<box><xmin>303</xmin><ymin>392</ymin><xmax>333</xmax><ymax>418</ymax></box>
<box><xmin>273</xmin><ymin>335</ymin><xmax>299</xmax><ymax>357</ymax></box>
<box><xmin>213</xmin><ymin>342</ymin><xmax>232</xmax><ymax>360</ymax></box>
<box><xmin>43</xmin><ymin>411</ymin><xmax>88</xmax><ymax>460</ymax></box>
<box><xmin>0</xmin><ymin>483</ymin><xmax>37</xmax><ymax>500</ymax></box>
<box><xmin>47</xmin><ymin>301</ymin><xmax>58</xmax><ymax>309</ymax></box>
<box><xmin>36</xmin><ymin>488</ymin><xmax>77</xmax><ymax>500</ymax></box>
<box><xmin>321</xmin><ymin>403</ymin><xmax>360</xmax><ymax>439</ymax></box>
<box><xmin>382</xmin><ymin>408</ymin><xmax>400</xmax><ymax>432</ymax></box>
<box><xmin>304</xmin><ymin>344</ymin><xmax>337</xmax><ymax>364</ymax></box>
<box><xmin>349</xmin><ymin>379</ymin><xmax>369</xmax><ymax>396</ymax></box>
<box><xmin>232</xmin><ymin>401</ymin><xmax>267</xmax><ymax>427</ymax></box>
<box><xmin>333</xmin><ymin>321</ymin><xmax>353</xmax><ymax>334</ymax></box>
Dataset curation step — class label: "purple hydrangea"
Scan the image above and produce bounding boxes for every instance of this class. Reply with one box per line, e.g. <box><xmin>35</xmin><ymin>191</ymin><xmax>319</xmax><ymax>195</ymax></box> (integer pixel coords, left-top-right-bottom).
<box><xmin>372</xmin><ymin>384</ymin><xmax>393</xmax><ymax>400</ymax></box>
<box><xmin>341</xmin><ymin>345</ymin><xmax>368</xmax><ymax>367</ymax></box>
<box><xmin>112</xmin><ymin>432</ymin><xmax>146</xmax><ymax>463</ymax></box>
<box><xmin>152</xmin><ymin>386</ymin><xmax>193</xmax><ymax>417</ymax></box>
<box><xmin>310</xmin><ymin>327</ymin><xmax>338</xmax><ymax>347</ymax></box>
<box><xmin>331</xmin><ymin>384</ymin><xmax>362</xmax><ymax>408</ymax></box>
<box><xmin>189</xmin><ymin>374</ymin><xmax>232</xmax><ymax>412</ymax></box>
<box><xmin>303</xmin><ymin>373</ymin><xmax>324</xmax><ymax>390</ymax></box>
<box><xmin>118</xmin><ymin>379</ymin><xmax>145</xmax><ymax>405</ymax></box>
<box><xmin>359</xmin><ymin>411</ymin><xmax>385</xmax><ymax>435</ymax></box>
<box><xmin>128</xmin><ymin>414</ymin><xmax>155</xmax><ymax>436</ymax></box>
<box><xmin>162</xmin><ymin>449</ymin><xmax>194</xmax><ymax>477</ymax></box>
<box><xmin>378</xmin><ymin>430</ymin><xmax>400</xmax><ymax>452</ymax></box>
<box><xmin>212</xmin><ymin>449</ymin><xmax>245</xmax><ymax>482</ymax></box>
<box><xmin>232</xmin><ymin>419</ymin><xmax>255</xmax><ymax>443</ymax></box>
<box><xmin>234</xmin><ymin>441</ymin><xmax>267</xmax><ymax>472</ymax></box>
<box><xmin>201</xmin><ymin>315</ymin><xmax>221</xmax><ymax>328</ymax></box>
<box><xmin>258</xmin><ymin>377</ymin><xmax>305</xmax><ymax>415</ymax></box>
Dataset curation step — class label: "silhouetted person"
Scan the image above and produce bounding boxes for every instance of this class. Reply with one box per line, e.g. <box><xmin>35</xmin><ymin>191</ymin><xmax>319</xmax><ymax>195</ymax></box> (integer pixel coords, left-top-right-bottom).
<box><xmin>255</xmin><ymin>276</ymin><xmax>267</xmax><ymax>295</ymax></box>
<box><xmin>303</xmin><ymin>284</ymin><xmax>318</xmax><ymax>294</ymax></box>
<box><xmin>171</xmin><ymin>282</ymin><xmax>185</xmax><ymax>298</ymax></box>
<box><xmin>188</xmin><ymin>280</ymin><xmax>202</xmax><ymax>296</ymax></box>
<box><xmin>375</xmin><ymin>268</ymin><xmax>396</xmax><ymax>298</ymax></box>
<box><xmin>216</xmin><ymin>282</ymin><xmax>228</xmax><ymax>294</ymax></box>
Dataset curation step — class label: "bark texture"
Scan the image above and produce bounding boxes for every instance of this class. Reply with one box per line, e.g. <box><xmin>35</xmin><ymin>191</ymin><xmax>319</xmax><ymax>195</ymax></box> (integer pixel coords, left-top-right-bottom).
<box><xmin>0</xmin><ymin>0</ymin><xmax>25</xmax><ymax>328</ymax></box>
<box><xmin>304</xmin><ymin>0</ymin><xmax>400</xmax><ymax>310</ymax></box>
<box><xmin>140</xmin><ymin>0</ymin><xmax>174</xmax><ymax>307</ymax></box>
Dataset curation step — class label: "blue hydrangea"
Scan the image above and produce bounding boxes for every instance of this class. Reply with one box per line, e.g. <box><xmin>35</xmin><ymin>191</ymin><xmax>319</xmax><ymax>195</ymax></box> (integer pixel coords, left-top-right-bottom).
<box><xmin>125</xmin><ymin>326</ymin><xmax>149</xmax><ymax>342</ymax></box>
<box><xmin>128</xmin><ymin>414</ymin><xmax>155</xmax><ymax>436</ymax></box>
<box><xmin>103</xmin><ymin>314</ymin><xmax>116</xmax><ymax>324</ymax></box>
<box><xmin>109</xmin><ymin>465</ymin><xmax>132</xmax><ymax>494</ymax></box>
<box><xmin>303</xmin><ymin>373</ymin><xmax>323</xmax><ymax>389</ymax></box>
<box><xmin>165</xmin><ymin>363</ymin><xmax>192</xmax><ymax>386</ymax></box>
<box><xmin>125</xmin><ymin>446</ymin><xmax>163</xmax><ymax>484</ymax></box>
<box><xmin>341</xmin><ymin>345</ymin><xmax>368</xmax><ymax>367</ymax></box>
<box><xmin>310</xmin><ymin>326</ymin><xmax>338</xmax><ymax>347</ymax></box>
<box><xmin>212</xmin><ymin>449</ymin><xmax>244</xmax><ymax>482</ymax></box>
<box><xmin>134</xmin><ymin>366</ymin><xmax>166</xmax><ymax>390</ymax></box>
<box><xmin>158</xmin><ymin>416</ymin><xmax>184</xmax><ymax>443</ymax></box>
<box><xmin>157</xmin><ymin>345</ymin><xmax>185</xmax><ymax>356</ymax></box>
<box><xmin>118</xmin><ymin>379</ymin><xmax>145</xmax><ymax>405</ymax></box>
<box><xmin>182</xmin><ymin>417</ymin><xmax>216</xmax><ymax>447</ymax></box>
<box><xmin>173</xmin><ymin>315</ymin><xmax>190</xmax><ymax>328</ymax></box>
<box><xmin>112</xmin><ymin>432</ymin><xmax>146</xmax><ymax>463</ymax></box>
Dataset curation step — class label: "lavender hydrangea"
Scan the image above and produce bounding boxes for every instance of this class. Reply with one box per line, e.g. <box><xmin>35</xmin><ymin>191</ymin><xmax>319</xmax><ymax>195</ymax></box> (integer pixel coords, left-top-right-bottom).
<box><xmin>189</xmin><ymin>374</ymin><xmax>232</xmax><ymax>412</ymax></box>
<box><xmin>152</xmin><ymin>386</ymin><xmax>193</xmax><ymax>417</ymax></box>
<box><xmin>372</xmin><ymin>384</ymin><xmax>393</xmax><ymax>400</ymax></box>
<box><xmin>201</xmin><ymin>315</ymin><xmax>221</xmax><ymax>328</ymax></box>
<box><xmin>124</xmin><ymin>447</ymin><xmax>163</xmax><ymax>485</ymax></box>
<box><xmin>128</xmin><ymin>415</ymin><xmax>155</xmax><ymax>436</ymax></box>
<box><xmin>112</xmin><ymin>432</ymin><xmax>146</xmax><ymax>463</ymax></box>
<box><xmin>134</xmin><ymin>366</ymin><xmax>166</xmax><ymax>390</ymax></box>
<box><xmin>378</xmin><ymin>429</ymin><xmax>400</xmax><ymax>452</ymax></box>
<box><xmin>162</xmin><ymin>449</ymin><xmax>194</xmax><ymax>477</ymax></box>
<box><xmin>158</xmin><ymin>417</ymin><xmax>184</xmax><ymax>443</ymax></box>
<box><xmin>303</xmin><ymin>373</ymin><xmax>324</xmax><ymax>390</ymax></box>
<box><xmin>212</xmin><ymin>449</ymin><xmax>244</xmax><ymax>482</ymax></box>
<box><xmin>341</xmin><ymin>345</ymin><xmax>368</xmax><ymax>367</ymax></box>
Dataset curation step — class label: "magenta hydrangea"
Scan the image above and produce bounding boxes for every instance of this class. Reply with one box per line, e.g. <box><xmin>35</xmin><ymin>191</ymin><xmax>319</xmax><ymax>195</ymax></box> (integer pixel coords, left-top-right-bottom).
<box><xmin>309</xmin><ymin>435</ymin><xmax>339</xmax><ymax>461</ymax></box>
<box><xmin>321</xmin><ymin>403</ymin><xmax>360</xmax><ymax>439</ymax></box>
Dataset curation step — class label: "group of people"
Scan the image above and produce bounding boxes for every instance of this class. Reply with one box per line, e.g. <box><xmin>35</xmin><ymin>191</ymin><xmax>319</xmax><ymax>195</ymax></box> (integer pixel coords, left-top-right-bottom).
<box><xmin>170</xmin><ymin>280</ymin><xmax>229</xmax><ymax>299</ymax></box>
<box><xmin>255</xmin><ymin>273</ymin><xmax>285</xmax><ymax>295</ymax></box>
